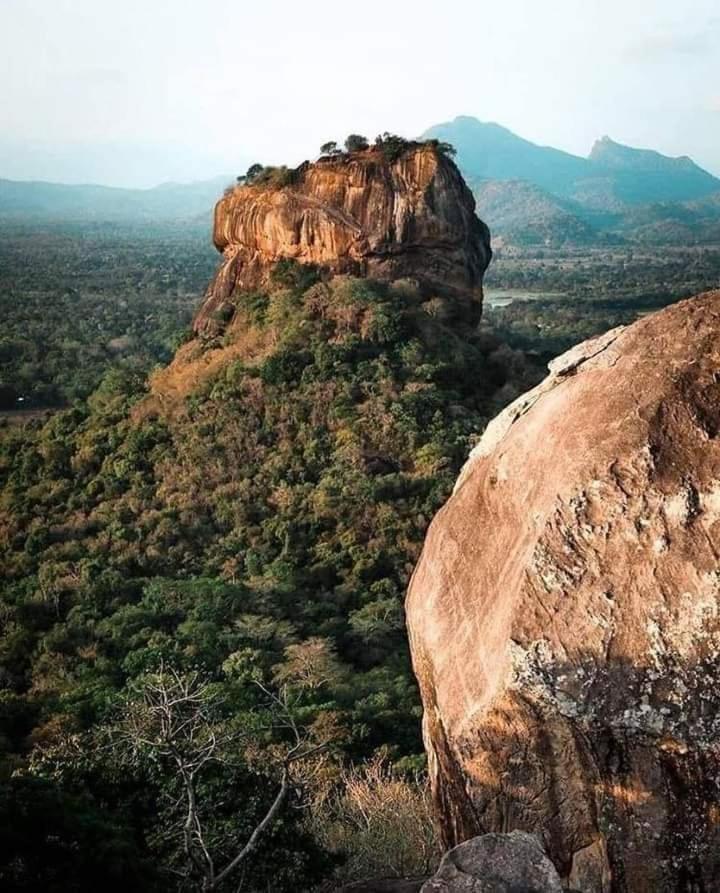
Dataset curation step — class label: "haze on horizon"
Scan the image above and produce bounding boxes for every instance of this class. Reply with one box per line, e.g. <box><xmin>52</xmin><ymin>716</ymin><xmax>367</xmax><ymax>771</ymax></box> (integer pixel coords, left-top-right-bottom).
<box><xmin>1</xmin><ymin>0</ymin><xmax>718</xmax><ymax>189</ymax></box>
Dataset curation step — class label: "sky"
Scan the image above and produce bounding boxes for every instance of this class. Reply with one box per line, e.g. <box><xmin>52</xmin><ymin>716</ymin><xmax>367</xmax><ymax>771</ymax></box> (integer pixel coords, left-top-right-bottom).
<box><xmin>1</xmin><ymin>0</ymin><xmax>718</xmax><ymax>188</ymax></box>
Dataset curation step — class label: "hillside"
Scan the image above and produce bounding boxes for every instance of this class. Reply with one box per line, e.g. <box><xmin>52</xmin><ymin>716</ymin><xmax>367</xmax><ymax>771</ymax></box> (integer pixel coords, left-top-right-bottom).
<box><xmin>0</xmin><ymin>140</ymin><xmax>541</xmax><ymax>891</ymax></box>
<box><xmin>0</xmin><ymin>272</ymin><xmax>539</xmax><ymax>892</ymax></box>
<box><xmin>471</xmin><ymin>178</ymin><xmax>600</xmax><ymax>246</ymax></box>
<box><xmin>424</xmin><ymin>117</ymin><xmax>720</xmax><ymax>245</ymax></box>
<box><xmin>0</xmin><ymin>175</ymin><xmax>231</xmax><ymax>222</ymax></box>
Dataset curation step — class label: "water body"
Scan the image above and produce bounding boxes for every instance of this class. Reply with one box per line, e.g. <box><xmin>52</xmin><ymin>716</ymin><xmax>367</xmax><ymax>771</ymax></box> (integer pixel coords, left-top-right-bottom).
<box><xmin>484</xmin><ymin>288</ymin><xmax>566</xmax><ymax>308</ymax></box>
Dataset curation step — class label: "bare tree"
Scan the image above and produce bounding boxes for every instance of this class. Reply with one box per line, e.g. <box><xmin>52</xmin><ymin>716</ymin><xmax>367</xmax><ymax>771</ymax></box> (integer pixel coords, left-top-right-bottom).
<box><xmin>117</xmin><ymin>665</ymin><xmax>333</xmax><ymax>891</ymax></box>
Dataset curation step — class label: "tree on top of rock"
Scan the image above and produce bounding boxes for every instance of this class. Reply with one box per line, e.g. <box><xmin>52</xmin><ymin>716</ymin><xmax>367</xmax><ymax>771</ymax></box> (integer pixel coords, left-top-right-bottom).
<box><xmin>374</xmin><ymin>133</ymin><xmax>411</xmax><ymax>162</ymax></box>
<box><xmin>344</xmin><ymin>134</ymin><xmax>369</xmax><ymax>153</ymax></box>
<box><xmin>245</xmin><ymin>163</ymin><xmax>265</xmax><ymax>183</ymax></box>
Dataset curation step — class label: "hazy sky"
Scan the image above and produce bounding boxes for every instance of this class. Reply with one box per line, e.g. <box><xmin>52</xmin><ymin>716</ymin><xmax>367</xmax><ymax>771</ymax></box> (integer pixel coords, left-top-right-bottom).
<box><xmin>1</xmin><ymin>0</ymin><xmax>718</xmax><ymax>187</ymax></box>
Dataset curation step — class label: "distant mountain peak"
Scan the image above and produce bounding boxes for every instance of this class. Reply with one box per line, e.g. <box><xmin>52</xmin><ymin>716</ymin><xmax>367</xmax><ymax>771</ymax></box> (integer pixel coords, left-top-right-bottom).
<box><xmin>588</xmin><ymin>136</ymin><xmax>710</xmax><ymax>177</ymax></box>
<box><xmin>449</xmin><ymin>116</ymin><xmax>514</xmax><ymax>132</ymax></box>
<box><xmin>422</xmin><ymin>116</ymin><xmax>720</xmax><ymax>213</ymax></box>
<box><xmin>421</xmin><ymin>117</ymin><xmax>593</xmax><ymax>197</ymax></box>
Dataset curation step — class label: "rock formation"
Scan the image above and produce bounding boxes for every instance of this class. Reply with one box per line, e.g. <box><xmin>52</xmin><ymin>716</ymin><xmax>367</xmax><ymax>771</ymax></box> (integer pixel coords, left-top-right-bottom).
<box><xmin>406</xmin><ymin>291</ymin><xmax>720</xmax><ymax>891</ymax></box>
<box><xmin>194</xmin><ymin>145</ymin><xmax>491</xmax><ymax>336</ymax></box>
<box><xmin>421</xmin><ymin>832</ymin><xmax>563</xmax><ymax>892</ymax></box>
<box><xmin>334</xmin><ymin>832</ymin><xmax>563</xmax><ymax>893</ymax></box>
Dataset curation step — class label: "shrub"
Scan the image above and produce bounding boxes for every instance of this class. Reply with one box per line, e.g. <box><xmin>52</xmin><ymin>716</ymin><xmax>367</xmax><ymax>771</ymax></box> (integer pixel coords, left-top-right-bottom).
<box><xmin>245</xmin><ymin>163</ymin><xmax>264</xmax><ymax>182</ymax></box>
<box><xmin>374</xmin><ymin>132</ymin><xmax>410</xmax><ymax>163</ymax></box>
<box><xmin>308</xmin><ymin>757</ymin><xmax>441</xmax><ymax>883</ymax></box>
<box><xmin>344</xmin><ymin>134</ymin><xmax>369</xmax><ymax>153</ymax></box>
<box><xmin>424</xmin><ymin>138</ymin><xmax>457</xmax><ymax>158</ymax></box>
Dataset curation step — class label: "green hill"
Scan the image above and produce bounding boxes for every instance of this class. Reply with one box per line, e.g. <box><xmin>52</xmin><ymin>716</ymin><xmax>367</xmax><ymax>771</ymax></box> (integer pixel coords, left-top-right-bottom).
<box><xmin>0</xmin><ymin>263</ymin><xmax>542</xmax><ymax>889</ymax></box>
<box><xmin>471</xmin><ymin>178</ymin><xmax>601</xmax><ymax>246</ymax></box>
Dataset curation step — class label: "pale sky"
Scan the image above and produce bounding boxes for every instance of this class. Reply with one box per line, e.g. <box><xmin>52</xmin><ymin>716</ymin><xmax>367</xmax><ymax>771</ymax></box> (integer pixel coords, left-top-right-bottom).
<box><xmin>1</xmin><ymin>0</ymin><xmax>718</xmax><ymax>187</ymax></box>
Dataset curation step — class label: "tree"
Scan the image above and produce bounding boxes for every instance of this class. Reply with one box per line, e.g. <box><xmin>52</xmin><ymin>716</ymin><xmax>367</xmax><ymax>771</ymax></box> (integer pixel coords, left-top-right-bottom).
<box><xmin>374</xmin><ymin>132</ymin><xmax>410</xmax><ymax>162</ymax></box>
<box><xmin>320</xmin><ymin>141</ymin><xmax>339</xmax><ymax>156</ymax></box>
<box><xmin>0</xmin><ymin>775</ymin><xmax>159</xmax><ymax>891</ymax></box>
<box><xmin>245</xmin><ymin>163</ymin><xmax>264</xmax><ymax>183</ymax></box>
<box><xmin>117</xmin><ymin>665</ymin><xmax>335</xmax><ymax>892</ymax></box>
<box><xmin>272</xmin><ymin>637</ymin><xmax>345</xmax><ymax>691</ymax></box>
<box><xmin>437</xmin><ymin>140</ymin><xmax>456</xmax><ymax>157</ymax></box>
<box><xmin>426</xmin><ymin>138</ymin><xmax>456</xmax><ymax>158</ymax></box>
<box><xmin>344</xmin><ymin>134</ymin><xmax>369</xmax><ymax>153</ymax></box>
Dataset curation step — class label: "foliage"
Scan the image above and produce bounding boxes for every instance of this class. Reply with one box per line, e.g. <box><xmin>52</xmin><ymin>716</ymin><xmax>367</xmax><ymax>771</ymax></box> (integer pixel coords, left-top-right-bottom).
<box><xmin>245</xmin><ymin>163</ymin><xmax>264</xmax><ymax>183</ymax></box>
<box><xmin>0</xmin><ymin>222</ymin><xmax>214</xmax><ymax>409</ymax></box>
<box><xmin>483</xmin><ymin>243</ymin><xmax>720</xmax><ymax>357</ymax></box>
<box><xmin>110</xmin><ymin>666</ymin><xmax>338</xmax><ymax>890</ymax></box>
<box><xmin>344</xmin><ymin>134</ymin><xmax>370</xmax><ymax>153</ymax></box>
<box><xmin>431</xmin><ymin>139</ymin><xmax>457</xmax><ymax>158</ymax></box>
<box><xmin>308</xmin><ymin>756</ymin><xmax>441</xmax><ymax>885</ymax></box>
<box><xmin>0</xmin><ymin>774</ymin><xmax>162</xmax><ymax>891</ymax></box>
<box><xmin>0</xmin><ymin>259</ymin><xmax>544</xmax><ymax>887</ymax></box>
<box><xmin>374</xmin><ymin>133</ymin><xmax>412</xmax><ymax>163</ymax></box>
<box><xmin>242</xmin><ymin>165</ymin><xmax>299</xmax><ymax>189</ymax></box>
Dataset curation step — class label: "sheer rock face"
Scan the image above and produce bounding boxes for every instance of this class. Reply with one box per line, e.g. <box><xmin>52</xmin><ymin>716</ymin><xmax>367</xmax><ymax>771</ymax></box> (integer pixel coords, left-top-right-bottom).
<box><xmin>193</xmin><ymin>147</ymin><xmax>491</xmax><ymax>335</ymax></box>
<box><xmin>406</xmin><ymin>291</ymin><xmax>720</xmax><ymax>892</ymax></box>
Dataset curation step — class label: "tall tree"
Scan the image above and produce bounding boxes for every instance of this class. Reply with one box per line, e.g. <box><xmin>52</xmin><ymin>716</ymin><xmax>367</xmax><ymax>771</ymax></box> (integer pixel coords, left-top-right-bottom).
<box><xmin>117</xmin><ymin>666</ymin><xmax>335</xmax><ymax>891</ymax></box>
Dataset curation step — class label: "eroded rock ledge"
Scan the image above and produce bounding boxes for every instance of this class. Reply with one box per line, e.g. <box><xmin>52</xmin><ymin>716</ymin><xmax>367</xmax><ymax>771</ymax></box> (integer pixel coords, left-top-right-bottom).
<box><xmin>406</xmin><ymin>291</ymin><xmax>720</xmax><ymax>891</ymax></box>
<box><xmin>194</xmin><ymin>145</ymin><xmax>491</xmax><ymax>336</ymax></box>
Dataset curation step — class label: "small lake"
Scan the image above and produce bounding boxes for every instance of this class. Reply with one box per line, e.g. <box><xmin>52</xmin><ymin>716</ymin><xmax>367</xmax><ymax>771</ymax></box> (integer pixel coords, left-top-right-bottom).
<box><xmin>484</xmin><ymin>288</ymin><xmax>567</xmax><ymax>308</ymax></box>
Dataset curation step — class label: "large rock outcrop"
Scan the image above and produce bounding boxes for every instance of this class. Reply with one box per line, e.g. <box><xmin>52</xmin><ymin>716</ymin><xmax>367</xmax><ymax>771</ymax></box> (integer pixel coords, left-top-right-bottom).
<box><xmin>194</xmin><ymin>145</ymin><xmax>491</xmax><ymax>336</ymax></box>
<box><xmin>406</xmin><ymin>291</ymin><xmax>720</xmax><ymax>891</ymax></box>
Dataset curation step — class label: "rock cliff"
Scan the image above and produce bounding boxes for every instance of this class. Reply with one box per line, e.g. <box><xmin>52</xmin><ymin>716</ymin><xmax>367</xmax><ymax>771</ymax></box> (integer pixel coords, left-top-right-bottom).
<box><xmin>406</xmin><ymin>291</ymin><xmax>720</xmax><ymax>891</ymax></box>
<box><xmin>193</xmin><ymin>145</ymin><xmax>491</xmax><ymax>336</ymax></box>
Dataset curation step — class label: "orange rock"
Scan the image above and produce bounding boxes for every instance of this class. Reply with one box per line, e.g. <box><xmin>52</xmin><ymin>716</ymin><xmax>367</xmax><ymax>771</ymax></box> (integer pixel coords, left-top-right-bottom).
<box><xmin>194</xmin><ymin>146</ymin><xmax>491</xmax><ymax>336</ymax></box>
<box><xmin>406</xmin><ymin>291</ymin><xmax>720</xmax><ymax>891</ymax></box>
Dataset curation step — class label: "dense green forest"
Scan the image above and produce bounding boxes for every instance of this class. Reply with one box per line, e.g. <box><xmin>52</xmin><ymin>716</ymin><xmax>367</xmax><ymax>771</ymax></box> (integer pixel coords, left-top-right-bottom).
<box><xmin>1</xmin><ymin>222</ymin><xmax>719</xmax><ymax>890</ymax></box>
<box><xmin>484</xmin><ymin>242</ymin><xmax>720</xmax><ymax>356</ymax></box>
<box><xmin>0</xmin><ymin>223</ymin><xmax>215</xmax><ymax>408</ymax></box>
<box><xmin>486</xmin><ymin>242</ymin><xmax>720</xmax><ymax>300</ymax></box>
<box><xmin>0</xmin><ymin>239</ymin><xmax>544</xmax><ymax>890</ymax></box>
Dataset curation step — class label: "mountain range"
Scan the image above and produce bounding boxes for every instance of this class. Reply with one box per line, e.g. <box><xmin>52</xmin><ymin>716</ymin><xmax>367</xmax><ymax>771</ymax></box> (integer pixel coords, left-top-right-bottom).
<box><xmin>2</xmin><ymin>118</ymin><xmax>720</xmax><ymax>245</ymax></box>
<box><xmin>0</xmin><ymin>174</ymin><xmax>230</xmax><ymax>222</ymax></box>
<box><xmin>423</xmin><ymin>117</ymin><xmax>720</xmax><ymax>245</ymax></box>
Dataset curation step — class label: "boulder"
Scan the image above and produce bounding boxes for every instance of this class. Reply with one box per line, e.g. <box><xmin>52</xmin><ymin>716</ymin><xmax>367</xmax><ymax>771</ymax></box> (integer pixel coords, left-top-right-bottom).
<box><xmin>406</xmin><ymin>292</ymin><xmax>720</xmax><ymax>890</ymax></box>
<box><xmin>421</xmin><ymin>831</ymin><xmax>562</xmax><ymax>892</ymax></box>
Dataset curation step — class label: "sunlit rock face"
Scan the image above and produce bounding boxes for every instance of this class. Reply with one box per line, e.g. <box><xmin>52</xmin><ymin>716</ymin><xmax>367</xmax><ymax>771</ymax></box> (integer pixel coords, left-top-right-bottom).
<box><xmin>194</xmin><ymin>146</ymin><xmax>491</xmax><ymax>336</ymax></box>
<box><xmin>406</xmin><ymin>291</ymin><xmax>720</xmax><ymax>892</ymax></box>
